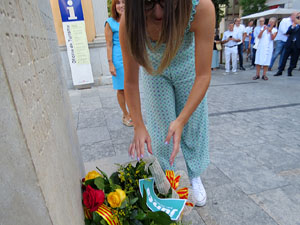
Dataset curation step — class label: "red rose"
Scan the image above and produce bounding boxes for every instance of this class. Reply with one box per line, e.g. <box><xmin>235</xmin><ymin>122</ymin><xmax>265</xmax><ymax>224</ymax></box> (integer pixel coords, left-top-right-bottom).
<box><xmin>83</xmin><ymin>185</ymin><xmax>105</xmax><ymax>212</ymax></box>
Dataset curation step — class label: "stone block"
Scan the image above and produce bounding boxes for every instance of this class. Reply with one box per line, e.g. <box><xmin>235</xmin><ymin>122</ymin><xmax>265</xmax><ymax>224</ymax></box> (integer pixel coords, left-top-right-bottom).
<box><xmin>77</xmin><ymin>126</ymin><xmax>110</xmax><ymax>145</ymax></box>
<box><xmin>197</xmin><ymin>183</ymin><xmax>277</xmax><ymax>225</ymax></box>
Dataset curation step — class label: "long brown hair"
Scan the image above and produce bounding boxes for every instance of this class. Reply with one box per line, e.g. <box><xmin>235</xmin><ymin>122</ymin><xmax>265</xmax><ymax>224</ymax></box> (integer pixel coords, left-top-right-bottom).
<box><xmin>125</xmin><ymin>0</ymin><xmax>192</xmax><ymax>74</ymax></box>
<box><xmin>111</xmin><ymin>0</ymin><xmax>121</xmax><ymax>21</ymax></box>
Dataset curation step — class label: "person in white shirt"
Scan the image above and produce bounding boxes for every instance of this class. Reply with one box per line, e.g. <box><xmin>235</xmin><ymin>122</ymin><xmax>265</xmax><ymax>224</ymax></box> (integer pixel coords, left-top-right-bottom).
<box><xmin>253</xmin><ymin>17</ymin><xmax>278</xmax><ymax>80</ymax></box>
<box><xmin>269</xmin><ymin>12</ymin><xmax>297</xmax><ymax>70</ymax></box>
<box><xmin>234</xmin><ymin>18</ymin><xmax>246</xmax><ymax>70</ymax></box>
<box><xmin>251</xmin><ymin>17</ymin><xmax>265</xmax><ymax>68</ymax></box>
<box><xmin>254</xmin><ymin>18</ymin><xmax>265</xmax><ymax>39</ymax></box>
<box><xmin>245</xmin><ymin>20</ymin><xmax>254</xmax><ymax>61</ymax></box>
<box><xmin>222</xmin><ymin>22</ymin><xmax>242</xmax><ymax>74</ymax></box>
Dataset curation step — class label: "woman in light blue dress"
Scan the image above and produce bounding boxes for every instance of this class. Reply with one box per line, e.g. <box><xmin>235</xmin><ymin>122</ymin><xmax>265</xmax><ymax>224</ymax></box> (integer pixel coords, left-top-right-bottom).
<box><xmin>105</xmin><ymin>0</ymin><xmax>132</xmax><ymax>126</ymax></box>
<box><xmin>119</xmin><ymin>0</ymin><xmax>215</xmax><ymax>206</ymax></box>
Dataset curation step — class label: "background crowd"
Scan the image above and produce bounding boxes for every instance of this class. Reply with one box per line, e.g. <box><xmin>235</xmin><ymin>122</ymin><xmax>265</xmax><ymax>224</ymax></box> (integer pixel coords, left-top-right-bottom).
<box><xmin>212</xmin><ymin>12</ymin><xmax>300</xmax><ymax>80</ymax></box>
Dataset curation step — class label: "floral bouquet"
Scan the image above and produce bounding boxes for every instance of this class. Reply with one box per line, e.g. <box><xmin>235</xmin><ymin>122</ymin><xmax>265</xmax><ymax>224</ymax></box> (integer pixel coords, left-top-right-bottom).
<box><xmin>81</xmin><ymin>157</ymin><xmax>195</xmax><ymax>225</ymax></box>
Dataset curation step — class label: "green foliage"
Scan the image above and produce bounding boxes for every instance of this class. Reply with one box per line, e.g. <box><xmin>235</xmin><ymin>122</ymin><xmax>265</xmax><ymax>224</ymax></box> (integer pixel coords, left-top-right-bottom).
<box><xmin>107</xmin><ymin>0</ymin><xmax>112</xmax><ymax>17</ymax></box>
<box><xmin>92</xmin><ymin>212</ymin><xmax>102</xmax><ymax>224</ymax></box>
<box><xmin>240</xmin><ymin>0</ymin><xmax>268</xmax><ymax>16</ymax></box>
<box><xmin>83</xmin><ymin>161</ymin><xmax>187</xmax><ymax>225</ymax></box>
<box><xmin>212</xmin><ymin>0</ymin><xmax>230</xmax><ymax>28</ymax></box>
<box><xmin>94</xmin><ymin>177</ymin><xmax>105</xmax><ymax>190</ymax></box>
<box><xmin>85</xmin><ymin>218</ymin><xmax>92</xmax><ymax>225</ymax></box>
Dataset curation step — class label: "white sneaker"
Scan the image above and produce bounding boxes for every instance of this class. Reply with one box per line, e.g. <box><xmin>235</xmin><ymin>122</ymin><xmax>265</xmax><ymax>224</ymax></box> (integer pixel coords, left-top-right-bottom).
<box><xmin>223</xmin><ymin>72</ymin><xmax>229</xmax><ymax>75</ymax></box>
<box><xmin>191</xmin><ymin>177</ymin><xmax>207</xmax><ymax>207</ymax></box>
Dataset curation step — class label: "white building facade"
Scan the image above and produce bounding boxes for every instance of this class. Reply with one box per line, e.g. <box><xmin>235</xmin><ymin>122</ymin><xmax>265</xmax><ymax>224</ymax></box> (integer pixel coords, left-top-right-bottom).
<box><xmin>266</xmin><ymin>0</ymin><xmax>300</xmax><ymax>9</ymax></box>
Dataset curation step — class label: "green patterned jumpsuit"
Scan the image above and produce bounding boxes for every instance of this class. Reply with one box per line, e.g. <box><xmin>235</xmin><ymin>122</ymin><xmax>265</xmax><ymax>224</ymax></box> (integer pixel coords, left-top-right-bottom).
<box><xmin>141</xmin><ymin>0</ymin><xmax>209</xmax><ymax>179</ymax></box>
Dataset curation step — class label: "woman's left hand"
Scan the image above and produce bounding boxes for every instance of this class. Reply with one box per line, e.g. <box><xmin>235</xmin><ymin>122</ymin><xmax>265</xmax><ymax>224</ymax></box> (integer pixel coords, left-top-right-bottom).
<box><xmin>165</xmin><ymin>119</ymin><xmax>184</xmax><ymax>166</ymax></box>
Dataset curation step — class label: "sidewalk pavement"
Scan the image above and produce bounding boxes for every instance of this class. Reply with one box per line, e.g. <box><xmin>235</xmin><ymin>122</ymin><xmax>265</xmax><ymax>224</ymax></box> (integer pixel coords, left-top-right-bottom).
<box><xmin>69</xmin><ymin>67</ymin><xmax>300</xmax><ymax>225</ymax></box>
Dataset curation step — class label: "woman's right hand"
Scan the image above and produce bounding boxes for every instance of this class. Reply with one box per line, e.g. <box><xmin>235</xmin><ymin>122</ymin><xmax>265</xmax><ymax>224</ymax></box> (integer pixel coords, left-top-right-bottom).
<box><xmin>129</xmin><ymin>125</ymin><xmax>153</xmax><ymax>161</ymax></box>
<box><xmin>109</xmin><ymin>62</ymin><xmax>116</xmax><ymax>76</ymax></box>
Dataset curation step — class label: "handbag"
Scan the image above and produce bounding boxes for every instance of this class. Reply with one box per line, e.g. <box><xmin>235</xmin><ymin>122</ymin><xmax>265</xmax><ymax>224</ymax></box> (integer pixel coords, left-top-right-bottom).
<box><xmin>253</xmin><ymin>37</ymin><xmax>259</xmax><ymax>49</ymax></box>
<box><xmin>216</xmin><ymin>43</ymin><xmax>222</xmax><ymax>51</ymax></box>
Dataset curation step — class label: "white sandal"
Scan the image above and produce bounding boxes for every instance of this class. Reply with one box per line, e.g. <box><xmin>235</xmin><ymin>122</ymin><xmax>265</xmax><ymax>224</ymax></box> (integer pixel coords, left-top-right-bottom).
<box><xmin>122</xmin><ymin>116</ymin><xmax>133</xmax><ymax>127</ymax></box>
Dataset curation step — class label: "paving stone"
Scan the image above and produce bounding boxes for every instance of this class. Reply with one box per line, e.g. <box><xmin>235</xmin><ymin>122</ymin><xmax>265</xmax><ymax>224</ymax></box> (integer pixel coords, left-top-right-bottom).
<box><xmin>80</xmin><ymin>88</ymin><xmax>99</xmax><ymax>98</ymax></box>
<box><xmin>102</xmin><ymin>108</ymin><xmax>125</xmax><ymax>131</ymax></box>
<box><xmin>211</xmin><ymin>148</ymin><xmax>288</xmax><ymax>195</ymax></box>
<box><xmin>197</xmin><ymin>183</ymin><xmax>278</xmax><ymax>225</ymax></box>
<box><xmin>98</xmin><ymin>86</ymin><xmax>117</xmax><ymax>98</ymax></box>
<box><xmin>113</xmin><ymin>138</ymin><xmax>131</xmax><ymax>157</ymax></box>
<box><xmin>80</xmin><ymin>96</ymin><xmax>102</xmax><ymax>111</ymax></box>
<box><xmin>240</xmin><ymin>143</ymin><xmax>300</xmax><ymax>173</ymax></box>
<box><xmin>250</xmin><ymin>185</ymin><xmax>300</xmax><ymax>225</ymax></box>
<box><xmin>77</xmin><ymin>109</ymin><xmax>106</xmax><ymax>129</ymax></box>
<box><xmin>80</xmin><ymin>140</ymin><xmax>116</xmax><ymax>162</ymax></box>
<box><xmin>182</xmin><ymin>209</ymin><xmax>206</xmax><ymax>225</ymax></box>
<box><xmin>77</xmin><ymin>126</ymin><xmax>110</xmax><ymax>146</ymax></box>
<box><xmin>109</xmin><ymin>126</ymin><xmax>134</xmax><ymax>141</ymax></box>
<box><xmin>100</xmin><ymin>96</ymin><xmax>120</xmax><ymax>109</ymax></box>
<box><xmin>201</xmin><ymin>163</ymin><xmax>233</xmax><ymax>190</ymax></box>
<box><xmin>278</xmin><ymin>168</ymin><xmax>300</xmax><ymax>187</ymax></box>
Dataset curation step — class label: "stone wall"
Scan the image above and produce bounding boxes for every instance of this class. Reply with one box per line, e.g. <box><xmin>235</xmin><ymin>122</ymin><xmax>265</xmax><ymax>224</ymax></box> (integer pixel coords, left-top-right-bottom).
<box><xmin>0</xmin><ymin>0</ymin><xmax>85</xmax><ymax>224</ymax></box>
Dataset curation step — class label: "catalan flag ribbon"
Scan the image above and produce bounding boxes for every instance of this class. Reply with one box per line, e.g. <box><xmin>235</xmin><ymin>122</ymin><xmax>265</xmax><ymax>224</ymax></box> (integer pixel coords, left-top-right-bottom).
<box><xmin>84</xmin><ymin>206</ymin><xmax>92</xmax><ymax>220</ymax></box>
<box><xmin>95</xmin><ymin>204</ymin><xmax>120</xmax><ymax>225</ymax></box>
<box><xmin>165</xmin><ymin>170</ymin><xmax>194</xmax><ymax>207</ymax></box>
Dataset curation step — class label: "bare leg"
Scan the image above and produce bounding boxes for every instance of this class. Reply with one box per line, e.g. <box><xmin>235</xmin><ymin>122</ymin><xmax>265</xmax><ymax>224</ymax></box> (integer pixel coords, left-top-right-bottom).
<box><xmin>256</xmin><ymin>65</ymin><xmax>261</xmax><ymax>76</ymax></box>
<box><xmin>263</xmin><ymin>66</ymin><xmax>268</xmax><ymax>76</ymax></box>
<box><xmin>117</xmin><ymin>90</ymin><xmax>129</xmax><ymax>118</ymax></box>
<box><xmin>262</xmin><ymin>66</ymin><xmax>269</xmax><ymax>80</ymax></box>
<box><xmin>117</xmin><ymin>90</ymin><xmax>133</xmax><ymax>126</ymax></box>
<box><xmin>253</xmin><ymin>65</ymin><xmax>261</xmax><ymax>80</ymax></box>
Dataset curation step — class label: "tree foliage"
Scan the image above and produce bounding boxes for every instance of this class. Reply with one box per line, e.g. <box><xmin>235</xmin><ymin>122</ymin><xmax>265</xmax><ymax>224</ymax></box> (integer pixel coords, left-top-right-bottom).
<box><xmin>240</xmin><ymin>0</ymin><xmax>268</xmax><ymax>16</ymax></box>
<box><xmin>212</xmin><ymin>0</ymin><xmax>230</xmax><ymax>28</ymax></box>
<box><xmin>107</xmin><ymin>0</ymin><xmax>112</xmax><ymax>17</ymax></box>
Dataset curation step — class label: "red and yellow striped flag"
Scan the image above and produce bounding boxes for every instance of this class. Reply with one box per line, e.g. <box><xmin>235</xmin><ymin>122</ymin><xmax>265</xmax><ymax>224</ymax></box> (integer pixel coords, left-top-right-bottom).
<box><xmin>96</xmin><ymin>204</ymin><xmax>120</xmax><ymax>225</ymax></box>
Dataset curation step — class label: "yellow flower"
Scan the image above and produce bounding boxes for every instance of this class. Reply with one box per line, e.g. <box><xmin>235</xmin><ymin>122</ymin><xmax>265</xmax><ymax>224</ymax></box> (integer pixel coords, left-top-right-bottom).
<box><xmin>85</xmin><ymin>170</ymin><xmax>101</xmax><ymax>181</ymax></box>
<box><xmin>107</xmin><ymin>189</ymin><xmax>126</xmax><ymax>208</ymax></box>
<box><xmin>120</xmin><ymin>175</ymin><xmax>125</xmax><ymax>182</ymax></box>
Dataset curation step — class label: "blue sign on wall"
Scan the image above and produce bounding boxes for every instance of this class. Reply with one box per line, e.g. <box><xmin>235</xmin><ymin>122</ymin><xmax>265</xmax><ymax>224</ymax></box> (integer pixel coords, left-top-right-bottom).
<box><xmin>58</xmin><ymin>0</ymin><xmax>84</xmax><ymax>22</ymax></box>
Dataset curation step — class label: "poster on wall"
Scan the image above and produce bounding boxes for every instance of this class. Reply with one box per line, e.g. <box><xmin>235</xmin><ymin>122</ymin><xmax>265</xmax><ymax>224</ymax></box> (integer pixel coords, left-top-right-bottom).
<box><xmin>58</xmin><ymin>0</ymin><xmax>94</xmax><ymax>86</ymax></box>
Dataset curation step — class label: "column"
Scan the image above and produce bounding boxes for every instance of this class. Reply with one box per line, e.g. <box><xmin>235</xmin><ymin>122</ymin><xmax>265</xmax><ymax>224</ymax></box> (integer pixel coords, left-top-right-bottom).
<box><xmin>0</xmin><ymin>0</ymin><xmax>85</xmax><ymax>224</ymax></box>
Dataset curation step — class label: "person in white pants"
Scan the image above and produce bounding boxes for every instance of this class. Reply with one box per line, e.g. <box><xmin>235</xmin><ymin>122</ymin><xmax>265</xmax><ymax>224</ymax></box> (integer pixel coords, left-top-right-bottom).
<box><xmin>222</xmin><ymin>22</ymin><xmax>241</xmax><ymax>74</ymax></box>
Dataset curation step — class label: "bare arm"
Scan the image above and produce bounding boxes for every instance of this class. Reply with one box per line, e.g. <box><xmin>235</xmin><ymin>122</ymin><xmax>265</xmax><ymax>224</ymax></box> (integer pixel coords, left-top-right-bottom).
<box><xmin>166</xmin><ymin>0</ymin><xmax>215</xmax><ymax>165</ymax></box>
<box><xmin>104</xmin><ymin>23</ymin><xmax>116</xmax><ymax>76</ymax></box>
<box><xmin>271</xmin><ymin>31</ymin><xmax>278</xmax><ymax>40</ymax></box>
<box><xmin>258</xmin><ymin>26</ymin><xmax>266</xmax><ymax>39</ymax></box>
<box><xmin>248</xmin><ymin>35</ymin><xmax>252</xmax><ymax>48</ymax></box>
<box><xmin>119</xmin><ymin>15</ymin><xmax>152</xmax><ymax>159</ymax></box>
<box><xmin>221</xmin><ymin>38</ymin><xmax>229</xmax><ymax>44</ymax></box>
<box><xmin>179</xmin><ymin>0</ymin><xmax>214</xmax><ymax>125</ymax></box>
